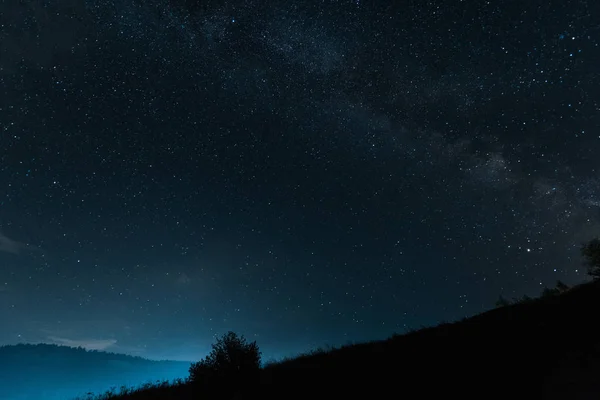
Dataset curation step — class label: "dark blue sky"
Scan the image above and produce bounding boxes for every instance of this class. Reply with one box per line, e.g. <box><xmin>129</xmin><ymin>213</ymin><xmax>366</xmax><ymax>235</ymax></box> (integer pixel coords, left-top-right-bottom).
<box><xmin>1</xmin><ymin>0</ymin><xmax>599</xmax><ymax>362</ymax></box>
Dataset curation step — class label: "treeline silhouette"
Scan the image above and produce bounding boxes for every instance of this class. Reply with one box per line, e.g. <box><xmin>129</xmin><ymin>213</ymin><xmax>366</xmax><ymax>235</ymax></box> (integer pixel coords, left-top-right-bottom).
<box><xmin>495</xmin><ymin>279</ymin><xmax>571</xmax><ymax>307</ymax></box>
<box><xmin>73</xmin><ymin>238</ymin><xmax>600</xmax><ymax>400</ymax></box>
<box><xmin>0</xmin><ymin>344</ymin><xmax>189</xmax><ymax>400</ymax></box>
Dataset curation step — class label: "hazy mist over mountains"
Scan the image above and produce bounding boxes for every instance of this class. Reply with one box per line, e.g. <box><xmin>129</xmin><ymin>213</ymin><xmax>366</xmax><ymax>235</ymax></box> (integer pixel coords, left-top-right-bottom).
<box><xmin>0</xmin><ymin>344</ymin><xmax>190</xmax><ymax>400</ymax></box>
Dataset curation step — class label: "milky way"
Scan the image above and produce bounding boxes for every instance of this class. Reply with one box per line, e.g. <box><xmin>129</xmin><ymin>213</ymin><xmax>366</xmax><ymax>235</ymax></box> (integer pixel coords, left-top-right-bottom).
<box><xmin>1</xmin><ymin>0</ymin><xmax>599</xmax><ymax>361</ymax></box>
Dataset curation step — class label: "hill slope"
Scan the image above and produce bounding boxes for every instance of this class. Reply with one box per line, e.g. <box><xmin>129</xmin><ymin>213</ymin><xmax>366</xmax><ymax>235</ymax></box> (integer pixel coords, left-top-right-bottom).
<box><xmin>0</xmin><ymin>344</ymin><xmax>190</xmax><ymax>400</ymax></box>
<box><xmin>87</xmin><ymin>280</ymin><xmax>600</xmax><ymax>400</ymax></box>
<box><xmin>260</xmin><ymin>280</ymin><xmax>600</xmax><ymax>399</ymax></box>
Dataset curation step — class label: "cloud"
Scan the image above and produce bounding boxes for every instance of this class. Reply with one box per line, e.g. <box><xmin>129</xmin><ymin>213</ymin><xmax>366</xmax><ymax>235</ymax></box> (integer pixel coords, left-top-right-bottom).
<box><xmin>47</xmin><ymin>336</ymin><xmax>117</xmax><ymax>351</ymax></box>
<box><xmin>0</xmin><ymin>232</ymin><xmax>25</xmax><ymax>254</ymax></box>
<box><xmin>0</xmin><ymin>231</ymin><xmax>42</xmax><ymax>255</ymax></box>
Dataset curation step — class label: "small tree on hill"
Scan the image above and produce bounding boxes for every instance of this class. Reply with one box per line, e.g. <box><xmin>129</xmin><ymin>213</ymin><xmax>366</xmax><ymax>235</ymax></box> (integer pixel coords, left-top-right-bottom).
<box><xmin>581</xmin><ymin>238</ymin><xmax>600</xmax><ymax>279</ymax></box>
<box><xmin>555</xmin><ymin>280</ymin><xmax>569</xmax><ymax>293</ymax></box>
<box><xmin>495</xmin><ymin>295</ymin><xmax>511</xmax><ymax>307</ymax></box>
<box><xmin>541</xmin><ymin>286</ymin><xmax>559</xmax><ymax>298</ymax></box>
<box><xmin>189</xmin><ymin>331</ymin><xmax>261</xmax><ymax>390</ymax></box>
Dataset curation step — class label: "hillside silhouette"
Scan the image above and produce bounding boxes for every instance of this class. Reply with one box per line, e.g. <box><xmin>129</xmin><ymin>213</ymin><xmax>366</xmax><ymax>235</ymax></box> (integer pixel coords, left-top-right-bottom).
<box><xmin>75</xmin><ymin>279</ymin><xmax>600</xmax><ymax>400</ymax></box>
<box><xmin>0</xmin><ymin>344</ymin><xmax>189</xmax><ymax>400</ymax></box>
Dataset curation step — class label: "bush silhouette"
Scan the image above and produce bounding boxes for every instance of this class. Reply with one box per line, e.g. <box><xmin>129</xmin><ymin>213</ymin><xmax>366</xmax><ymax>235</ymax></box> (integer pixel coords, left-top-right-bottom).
<box><xmin>496</xmin><ymin>280</ymin><xmax>571</xmax><ymax>308</ymax></box>
<box><xmin>495</xmin><ymin>295</ymin><xmax>511</xmax><ymax>307</ymax></box>
<box><xmin>541</xmin><ymin>287</ymin><xmax>559</xmax><ymax>298</ymax></box>
<box><xmin>555</xmin><ymin>280</ymin><xmax>569</xmax><ymax>293</ymax></box>
<box><xmin>582</xmin><ymin>238</ymin><xmax>600</xmax><ymax>279</ymax></box>
<box><xmin>541</xmin><ymin>281</ymin><xmax>571</xmax><ymax>298</ymax></box>
<box><xmin>189</xmin><ymin>331</ymin><xmax>261</xmax><ymax>392</ymax></box>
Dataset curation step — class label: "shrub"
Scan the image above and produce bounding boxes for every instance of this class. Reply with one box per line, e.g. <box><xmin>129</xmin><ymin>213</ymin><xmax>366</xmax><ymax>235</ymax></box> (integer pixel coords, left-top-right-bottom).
<box><xmin>495</xmin><ymin>295</ymin><xmax>511</xmax><ymax>307</ymax></box>
<box><xmin>581</xmin><ymin>238</ymin><xmax>600</xmax><ymax>278</ymax></box>
<box><xmin>189</xmin><ymin>331</ymin><xmax>261</xmax><ymax>391</ymax></box>
<box><xmin>555</xmin><ymin>280</ymin><xmax>569</xmax><ymax>293</ymax></box>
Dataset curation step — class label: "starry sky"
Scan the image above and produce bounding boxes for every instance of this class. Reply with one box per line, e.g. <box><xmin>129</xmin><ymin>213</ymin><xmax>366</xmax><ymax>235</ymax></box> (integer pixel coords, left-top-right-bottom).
<box><xmin>1</xmin><ymin>0</ymin><xmax>599</xmax><ymax>362</ymax></box>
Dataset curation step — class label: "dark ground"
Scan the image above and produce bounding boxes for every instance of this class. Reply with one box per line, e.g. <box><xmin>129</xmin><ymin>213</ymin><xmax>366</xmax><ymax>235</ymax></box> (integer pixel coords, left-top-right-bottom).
<box><xmin>81</xmin><ymin>279</ymin><xmax>600</xmax><ymax>400</ymax></box>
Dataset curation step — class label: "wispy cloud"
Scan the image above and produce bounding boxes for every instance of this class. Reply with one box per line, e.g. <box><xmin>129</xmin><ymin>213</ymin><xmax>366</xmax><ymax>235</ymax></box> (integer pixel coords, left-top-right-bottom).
<box><xmin>47</xmin><ymin>336</ymin><xmax>117</xmax><ymax>351</ymax></box>
<box><xmin>0</xmin><ymin>232</ymin><xmax>25</xmax><ymax>254</ymax></box>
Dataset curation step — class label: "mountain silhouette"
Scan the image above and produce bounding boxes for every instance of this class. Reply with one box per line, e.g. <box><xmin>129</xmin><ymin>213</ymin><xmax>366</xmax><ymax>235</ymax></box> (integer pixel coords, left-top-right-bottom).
<box><xmin>0</xmin><ymin>343</ymin><xmax>189</xmax><ymax>400</ymax></box>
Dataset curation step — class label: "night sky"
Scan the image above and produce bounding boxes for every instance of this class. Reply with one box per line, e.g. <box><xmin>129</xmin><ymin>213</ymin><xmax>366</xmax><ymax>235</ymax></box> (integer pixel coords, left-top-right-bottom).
<box><xmin>1</xmin><ymin>0</ymin><xmax>599</xmax><ymax>362</ymax></box>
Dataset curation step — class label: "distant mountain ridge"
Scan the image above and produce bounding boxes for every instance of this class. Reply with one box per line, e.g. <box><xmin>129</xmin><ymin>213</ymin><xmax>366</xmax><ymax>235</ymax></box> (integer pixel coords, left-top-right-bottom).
<box><xmin>0</xmin><ymin>343</ymin><xmax>190</xmax><ymax>400</ymax></box>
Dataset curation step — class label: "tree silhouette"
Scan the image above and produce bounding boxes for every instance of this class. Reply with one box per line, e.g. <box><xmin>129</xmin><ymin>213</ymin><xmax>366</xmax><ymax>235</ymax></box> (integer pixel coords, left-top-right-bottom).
<box><xmin>495</xmin><ymin>295</ymin><xmax>511</xmax><ymax>307</ymax></box>
<box><xmin>581</xmin><ymin>238</ymin><xmax>600</xmax><ymax>279</ymax></box>
<box><xmin>555</xmin><ymin>280</ymin><xmax>569</xmax><ymax>293</ymax></box>
<box><xmin>541</xmin><ymin>287</ymin><xmax>559</xmax><ymax>298</ymax></box>
<box><xmin>189</xmin><ymin>331</ymin><xmax>261</xmax><ymax>391</ymax></box>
